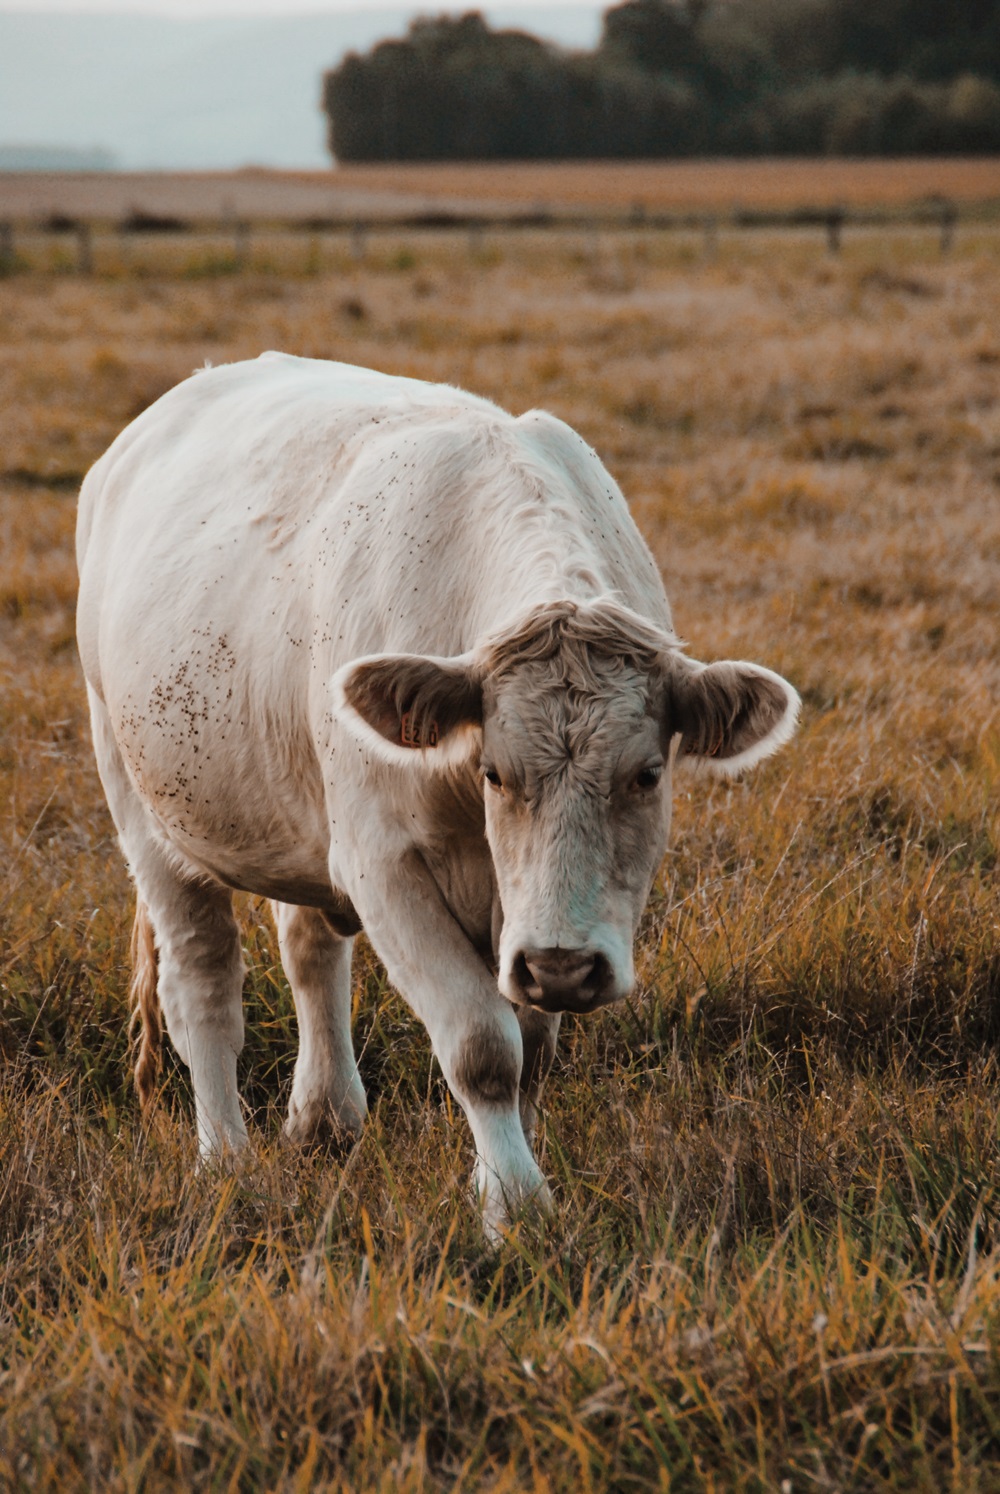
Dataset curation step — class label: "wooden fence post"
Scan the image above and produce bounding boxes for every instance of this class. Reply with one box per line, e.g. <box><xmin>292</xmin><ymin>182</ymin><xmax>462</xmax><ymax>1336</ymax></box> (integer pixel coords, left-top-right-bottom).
<box><xmin>351</xmin><ymin>221</ymin><xmax>368</xmax><ymax>262</ymax></box>
<box><xmin>939</xmin><ymin>199</ymin><xmax>957</xmax><ymax>253</ymax></box>
<box><xmin>76</xmin><ymin>221</ymin><xmax>93</xmax><ymax>273</ymax></box>
<box><xmin>585</xmin><ymin>219</ymin><xmax>599</xmax><ymax>267</ymax></box>
<box><xmin>825</xmin><ymin>207</ymin><xmax>844</xmax><ymax>254</ymax></box>
<box><xmin>0</xmin><ymin>220</ymin><xmax>13</xmax><ymax>272</ymax></box>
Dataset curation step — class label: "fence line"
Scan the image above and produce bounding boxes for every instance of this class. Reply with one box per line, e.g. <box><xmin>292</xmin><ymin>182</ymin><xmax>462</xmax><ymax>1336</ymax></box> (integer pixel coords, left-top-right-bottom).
<box><xmin>0</xmin><ymin>196</ymin><xmax>968</xmax><ymax>273</ymax></box>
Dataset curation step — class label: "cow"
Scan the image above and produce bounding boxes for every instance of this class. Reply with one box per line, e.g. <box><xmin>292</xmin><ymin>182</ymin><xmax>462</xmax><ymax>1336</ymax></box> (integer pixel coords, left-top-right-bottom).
<box><xmin>76</xmin><ymin>354</ymin><xmax>799</xmax><ymax>1237</ymax></box>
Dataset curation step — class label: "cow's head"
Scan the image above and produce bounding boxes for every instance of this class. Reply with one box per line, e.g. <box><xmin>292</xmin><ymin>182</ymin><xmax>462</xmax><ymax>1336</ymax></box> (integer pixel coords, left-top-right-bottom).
<box><xmin>333</xmin><ymin>598</ymin><xmax>799</xmax><ymax>1014</ymax></box>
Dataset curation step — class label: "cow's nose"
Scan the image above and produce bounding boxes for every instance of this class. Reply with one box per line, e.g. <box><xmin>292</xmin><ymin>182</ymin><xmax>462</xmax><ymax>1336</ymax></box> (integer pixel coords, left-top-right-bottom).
<box><xmin>523</xmin><ymin>949</ymin><xmax>596</xmax><ymax>993</ymax></box>
<box><xmin>513</xmin><ymin>948</ymin><xmax>612</xmax><ymax>1011</ymax></box>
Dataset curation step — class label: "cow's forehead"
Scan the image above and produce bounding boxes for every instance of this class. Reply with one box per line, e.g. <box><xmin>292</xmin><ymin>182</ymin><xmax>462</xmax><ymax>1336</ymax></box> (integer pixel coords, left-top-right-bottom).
<box><xmin>483</xmin><ymin>652</ymin><xmax>660</xmax><ymax>765</ymax></box>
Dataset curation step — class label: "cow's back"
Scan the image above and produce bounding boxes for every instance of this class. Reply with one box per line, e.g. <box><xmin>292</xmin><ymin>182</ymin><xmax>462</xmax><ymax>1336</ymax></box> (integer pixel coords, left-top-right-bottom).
<box><xmin>76</xmin><ymin>354</ymin><xmax>504</xmax><ymax>694</ymax></box>
<box><xmin>79</xmin><ymin>353</ymin><xmax>667</xmax><ymax>687</ymax></box>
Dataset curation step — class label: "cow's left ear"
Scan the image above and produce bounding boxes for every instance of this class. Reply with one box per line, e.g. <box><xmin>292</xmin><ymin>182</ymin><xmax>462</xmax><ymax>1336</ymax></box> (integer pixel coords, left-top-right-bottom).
<box><xmin>668</xmin><ymin>656</ymin><xmax>800</xmax><ymax>776</ymax></box>
<box><xmin>332</xmin><ymin>651</ymin><xmax>482</xmax><ymax>765</ymax></box>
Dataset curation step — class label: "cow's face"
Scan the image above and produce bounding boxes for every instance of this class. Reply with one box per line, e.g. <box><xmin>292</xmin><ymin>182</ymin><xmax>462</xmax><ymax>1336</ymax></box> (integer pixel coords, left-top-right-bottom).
<box><xmin>480</xmin><ymin>653</ymin><xmax>670</xmax><ymax>1012</ymax></box>
<box><xmin>333</xmin><ymin>599</ymin><xmax>799</xmax><ymax>1014</ymax></box>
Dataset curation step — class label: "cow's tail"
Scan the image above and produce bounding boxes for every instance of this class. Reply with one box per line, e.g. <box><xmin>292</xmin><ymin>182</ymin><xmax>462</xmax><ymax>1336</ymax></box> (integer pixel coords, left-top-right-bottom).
<box><xmin>129</xmin><ymin>897</ymin><xmax>162</xmax><ymax>1113</ymax></box>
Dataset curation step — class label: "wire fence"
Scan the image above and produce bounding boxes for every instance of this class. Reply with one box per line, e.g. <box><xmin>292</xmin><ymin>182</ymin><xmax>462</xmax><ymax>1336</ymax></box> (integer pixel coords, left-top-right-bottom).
<box><xmin>0</xmin><ymin>195</ymin><xmax>967</xmax><ymax>275</ymax></box>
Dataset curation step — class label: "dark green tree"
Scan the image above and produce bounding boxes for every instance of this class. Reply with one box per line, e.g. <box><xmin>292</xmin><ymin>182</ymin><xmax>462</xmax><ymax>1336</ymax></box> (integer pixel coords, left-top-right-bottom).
<box><xmin>599</xmin><ymin>0</ymin><xmax>704</xmax><ymax>75</ymax></box>
<box><xmin>321</xmin><ymin>1</ymin><xmax>1000</xmax><ymax>161</ymax></box>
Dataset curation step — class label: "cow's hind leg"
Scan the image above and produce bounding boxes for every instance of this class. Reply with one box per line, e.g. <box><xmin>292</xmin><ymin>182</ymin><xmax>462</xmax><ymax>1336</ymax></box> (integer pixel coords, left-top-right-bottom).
<box><xmin>88</xmin><ymin>687</ymin><xmax>248</xmax><ymax>1156</ymax></box>
<box><xmin>272</xmin><ymin>903</ymin><xmax>367</xmax><ymax>1147</ymax></box>
<box><xmin>139</xmin><ymin>872</ymin><xmax>247</xmax><ymax>1157</ymax></box>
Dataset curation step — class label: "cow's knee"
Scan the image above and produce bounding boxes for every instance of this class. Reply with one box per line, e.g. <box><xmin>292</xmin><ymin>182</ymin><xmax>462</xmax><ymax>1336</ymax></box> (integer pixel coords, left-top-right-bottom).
<box><xmin>452</xmin><ymin>1018</ymin><xmax>521</xmax><ymax>1110</ymax></box>
<box><xmin>450</xmin><ymin>1017</ymin><xmax>550</xmax><ymax>1241</ymax></box>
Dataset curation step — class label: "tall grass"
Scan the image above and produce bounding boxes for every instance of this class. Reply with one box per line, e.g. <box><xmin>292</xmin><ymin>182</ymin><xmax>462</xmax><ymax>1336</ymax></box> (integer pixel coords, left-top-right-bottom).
<box><xmin>2</xmin><ymin>227</ymin><xmax>1000</xmax><ymax>1488</ymax></box>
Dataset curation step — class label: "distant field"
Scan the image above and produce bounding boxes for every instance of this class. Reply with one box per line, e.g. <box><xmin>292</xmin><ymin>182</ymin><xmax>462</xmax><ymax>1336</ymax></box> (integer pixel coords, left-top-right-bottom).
<box><xmin>322</xmin><ymin>156</ymin><xmax>1000</xmax><ymax>212</ymax></box>
<box><xmin>1</xmin><ymin>156</ymin><xmax>999</xmax><ymax>225</ymax></box>
<box><xmin>2</xmin><ymin>226</ymin><xmax>1000</xmax><ymax>1488</ymax></box>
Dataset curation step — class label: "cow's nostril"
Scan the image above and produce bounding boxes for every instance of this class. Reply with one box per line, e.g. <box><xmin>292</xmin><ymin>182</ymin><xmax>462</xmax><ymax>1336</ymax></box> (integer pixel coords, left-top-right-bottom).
<box><xmin>587</xmin><ymin>950</ymin><xmax>613</xmax><ymax>994</ymax></box>
<box><xmin>510</xmin><ymin>949</ymin><xmax>616</xmax><ymax>1011</ymax></box>
<box><xmin>512</xmin><ymin>951</ymin><xmax>536</xmax><ymax>997</ymax></box>
<box><xmin>523</xmin><ymin>950</ymin><xmax>597</xmax><ymax>991</ymax></box>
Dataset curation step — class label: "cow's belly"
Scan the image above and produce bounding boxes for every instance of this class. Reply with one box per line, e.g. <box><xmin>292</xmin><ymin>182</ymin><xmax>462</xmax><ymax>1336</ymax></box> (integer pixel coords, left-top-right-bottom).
<box><xmin>152</xmin><ymin>805</ymin><xmax>334</xmax><ymax>905</ymax></box>
<box><xmin>148</xmin><ymin>806</ymin><xmax>361</xmax><ymax>932</ymax></box>
<box><xmin>181</xmin><ymin>850</ymin><xmax>334</xmax><ymax>910</ymax></box>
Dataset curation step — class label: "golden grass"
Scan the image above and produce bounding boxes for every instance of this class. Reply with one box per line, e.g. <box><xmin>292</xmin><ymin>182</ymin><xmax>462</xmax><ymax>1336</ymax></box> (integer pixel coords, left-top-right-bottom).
<box><xmin>2</xmin><ymin>225</ymin><xmax>1000</xmax><ymax>1488</ymax></box>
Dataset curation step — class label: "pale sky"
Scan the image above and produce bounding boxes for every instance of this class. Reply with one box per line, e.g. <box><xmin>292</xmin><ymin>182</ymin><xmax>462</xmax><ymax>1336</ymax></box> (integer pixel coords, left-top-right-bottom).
<box><xmin>2</xmin><ymin>0</ymin><xmax>589</xmax><ymax>11</ymax></box>
<box><xmin>1</xmin><ymin>1</ymin><xmax>604</xmax><ymax>167</ymax></box>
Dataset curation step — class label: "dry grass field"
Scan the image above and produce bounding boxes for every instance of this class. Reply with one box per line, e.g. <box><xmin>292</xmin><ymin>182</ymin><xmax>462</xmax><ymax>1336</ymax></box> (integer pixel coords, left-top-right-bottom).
<box><xmin>2</xmin><ymin>219</ymin><xmax>1000</xmax><ymax>1489</ymax></box>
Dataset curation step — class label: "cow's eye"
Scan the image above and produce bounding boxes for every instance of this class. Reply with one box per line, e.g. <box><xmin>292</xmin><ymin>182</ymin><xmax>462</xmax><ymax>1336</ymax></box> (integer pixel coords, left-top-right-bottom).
<box><xmin>484</xmin><ymin>766</ymin><xmax>503</xmax><ymax>789</ymax></box>
<box><xmin>633</xmin><ymin>765</ymin><xmax>662</xmax><ymax>792</ymax></box>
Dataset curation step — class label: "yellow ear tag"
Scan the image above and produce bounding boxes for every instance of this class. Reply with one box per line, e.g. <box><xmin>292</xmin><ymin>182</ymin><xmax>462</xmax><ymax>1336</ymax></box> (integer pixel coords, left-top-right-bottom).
<box><xmin>400</xmin><ymin>711</ymin><xmax>438</xmax><ymax>748</ymax></box>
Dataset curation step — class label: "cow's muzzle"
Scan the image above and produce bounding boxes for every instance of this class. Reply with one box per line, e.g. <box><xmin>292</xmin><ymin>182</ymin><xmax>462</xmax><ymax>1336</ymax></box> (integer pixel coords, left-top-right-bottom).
<box><xmin>510</xmin><ymin>948</ymin><xmax>617</xmax><ymax>1014</ymax></box>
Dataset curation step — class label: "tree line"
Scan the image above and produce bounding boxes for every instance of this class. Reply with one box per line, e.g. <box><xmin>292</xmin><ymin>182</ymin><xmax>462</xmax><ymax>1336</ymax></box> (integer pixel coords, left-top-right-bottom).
<box><xmin>322</xmin><ymin>0</ymin><xmax>1000</xmax><ymax>161</ymax></box>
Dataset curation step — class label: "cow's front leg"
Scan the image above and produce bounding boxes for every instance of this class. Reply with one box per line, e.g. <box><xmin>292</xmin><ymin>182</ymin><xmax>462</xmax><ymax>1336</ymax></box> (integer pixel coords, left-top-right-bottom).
<box><xmin>450</xmin><ymin>997</ymin><xmax>552</xmax><ymax>1240</ymax></box>
<box><xmin>343</xmin><ymin>846</ymin><xmax>551</xmax><ymax>1240</ymax></box>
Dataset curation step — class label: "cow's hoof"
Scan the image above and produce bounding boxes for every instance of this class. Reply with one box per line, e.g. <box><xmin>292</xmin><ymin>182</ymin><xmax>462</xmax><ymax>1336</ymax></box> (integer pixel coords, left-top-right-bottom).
<box><xmin>283</xmin><ymin>1098</ymin><xmax>366</xmax><ymax>1155</ymax></box>
<box><xmin>480</xmin><ymin>1170</ymin><xmax>554</xmax><ymax>1247</ymax></box>
<box><xmin>196</xmin><ymin>1123</ymin><xmax>251</xmax><ymax>1169</ymax></box>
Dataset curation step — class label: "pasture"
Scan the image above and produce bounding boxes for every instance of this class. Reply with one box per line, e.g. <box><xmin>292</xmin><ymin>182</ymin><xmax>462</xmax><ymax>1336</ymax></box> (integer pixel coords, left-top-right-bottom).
<box><xmin>2</xmin><ymin>157</ymin><xmax>998</xmax><ymax>222</ymax></box>
<box><xmin>2</xmin><ymin>215</ymin><xmax>1000</xmax><ymax>1488</ymax></box>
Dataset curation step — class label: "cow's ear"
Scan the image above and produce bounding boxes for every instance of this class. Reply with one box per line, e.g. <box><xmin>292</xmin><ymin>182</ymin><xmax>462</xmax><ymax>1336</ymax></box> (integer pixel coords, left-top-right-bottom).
<box><xmin>668</xmin><ymin>656</ymin><xmax>800</xmax><ymax>776</ymax></box>
<box><xmin>332</xmin><ymin>652</ymin><xmax>482</xmax><ymax>764</ymax></box>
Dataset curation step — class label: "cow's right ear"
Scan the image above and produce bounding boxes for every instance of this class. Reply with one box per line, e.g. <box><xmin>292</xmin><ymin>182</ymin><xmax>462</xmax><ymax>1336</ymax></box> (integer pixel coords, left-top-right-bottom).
<box><xmin>332</xmin><ymin>652</ymin><xmax>483</xmax><ymax>765</ymax></box>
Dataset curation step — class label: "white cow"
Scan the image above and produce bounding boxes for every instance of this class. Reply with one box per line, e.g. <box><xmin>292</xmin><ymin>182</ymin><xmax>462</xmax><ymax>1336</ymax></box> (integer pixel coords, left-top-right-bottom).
<box><xmin>76</xmin><ymin>354</ymin><xmax>798</xmax><ymax>1235</ymax></box>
